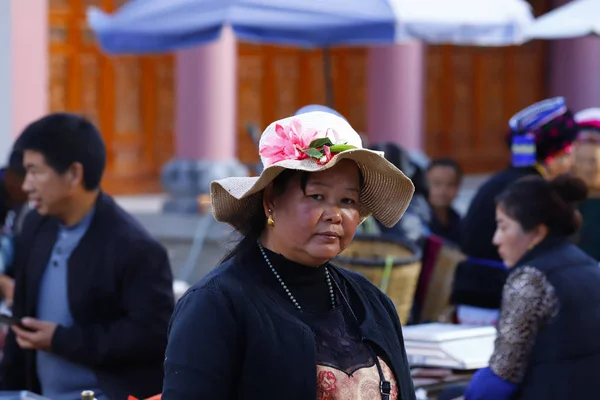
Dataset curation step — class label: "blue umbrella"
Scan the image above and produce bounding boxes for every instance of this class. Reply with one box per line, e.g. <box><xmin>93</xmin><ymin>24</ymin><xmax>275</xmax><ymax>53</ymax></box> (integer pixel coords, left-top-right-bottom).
<box><xmin>88</xmin><ymin>0</ymin><xmax>534</xmax><ymax>54</ymax></box>
<box><xmin>88</xmin><ymin>0</ymin><xmax>534</xmax><ymax>106</ymax></box>
<box><xmin>88</xmin><ymin>0</ymin><xmax>395</xmax><ymax>53</ymax></box>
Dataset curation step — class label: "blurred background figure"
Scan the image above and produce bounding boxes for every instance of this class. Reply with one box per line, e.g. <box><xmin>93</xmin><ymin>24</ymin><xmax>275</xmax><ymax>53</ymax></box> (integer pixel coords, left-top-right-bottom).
<box><xmin>0</xmin><ymin>150</ymin><xmax>28</xmax><ymax>231</ymax></box>
<box><xmin>0</xmin><ymin>113</ymin><xmax>174</xmax><ymax>400</ymax></box>
<box><xmin>453</xmin><ymin>97</ymin><xmax>579</xmax><ymax>326</ymax></box>
<box><xmin>572</xmin><ymin>108</ymin><xmax>600</xmax><ymax>260</ymax></box>
<box><xmin>426</xmin><ymin>158</ymin><xmax>462</xmax><ymax>245</ymax></box>
<box><xmin>368</xmin><ymin>142</ymin><xmax>431</xmax><ymax>245</ymax></box>
<box><xmin>0</xmin><ymin>148</ymin><xmax>29</xmax><ymax>306</ymax></box>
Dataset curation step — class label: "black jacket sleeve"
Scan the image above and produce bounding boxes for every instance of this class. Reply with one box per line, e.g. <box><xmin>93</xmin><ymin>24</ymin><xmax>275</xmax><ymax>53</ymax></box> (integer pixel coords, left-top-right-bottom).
<box><xmin>162</xmin><ymin>287</ymin><xmax>242</xmax><ymax>400</ymax></box>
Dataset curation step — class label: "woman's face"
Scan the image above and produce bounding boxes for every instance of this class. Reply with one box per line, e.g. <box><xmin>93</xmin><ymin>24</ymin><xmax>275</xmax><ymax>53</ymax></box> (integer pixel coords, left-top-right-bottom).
<box><xmin>426</xmin><ymin>166</ymin><xmax>460</xmax><ymax>209</ymax></box>
<box><xmin>573</xmin><ymin>142</ymin><xmax>600</xmax><ymax>189</ymax></box>
<box><xmin>492</xmin><ymin>206</ymin><xmax>545</xmax><ymax>268</ymax></box>
<box><xmin>263</xmin><ymin>159</ymin><xmax>362</xmax><ymax>267</ymax></box>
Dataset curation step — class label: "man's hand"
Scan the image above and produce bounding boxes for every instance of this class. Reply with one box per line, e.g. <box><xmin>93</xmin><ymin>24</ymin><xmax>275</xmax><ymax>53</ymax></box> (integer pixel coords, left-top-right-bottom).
<box><xmin>12</xmin><ymin>318</ymin><xmax>57</xmax><ymax>351</ymax></box>
<box><xmin>0</xmin><ymin>275</ymin><xmax>14</xmax><ymax>307</ymax></box>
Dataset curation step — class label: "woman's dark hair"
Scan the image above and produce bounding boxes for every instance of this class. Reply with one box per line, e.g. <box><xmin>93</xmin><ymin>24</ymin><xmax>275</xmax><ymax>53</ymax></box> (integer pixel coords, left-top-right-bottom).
<box><xmin>427</xmin><ymin>158</ymin><xmax>463</xmax><ymax>182</ymax></box>
<box><xmin>495</xmin><ymin>174</ymin><xmax>588</xmax><ymax>237</ymax></box>
<box><xmin>15</xmin><ymin>113</ymin><xmax>106</xmax><ymax>190</ymax></box>
<box><xmin>220</xmin><ymin>170</ymin><xmax>312</xmax><ymax>263</ymax></box>
<box><xmin>221</xmin><ymin>167</ymin><xmax>364</xmax><ymax>263</ymax></box>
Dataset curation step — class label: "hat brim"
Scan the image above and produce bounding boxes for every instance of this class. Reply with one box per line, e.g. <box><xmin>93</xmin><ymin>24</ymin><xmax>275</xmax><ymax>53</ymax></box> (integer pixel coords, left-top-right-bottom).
<box><xmin>210</xmin><ymin>148</ymin><xmax>415</xmax><ymax>231</ymax></box>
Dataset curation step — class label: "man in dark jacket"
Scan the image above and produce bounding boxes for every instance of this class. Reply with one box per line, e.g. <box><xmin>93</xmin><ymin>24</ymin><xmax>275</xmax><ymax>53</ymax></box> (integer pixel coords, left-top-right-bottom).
<box><xmin>453</xmin><ymin>97</ymin><xmax>580</xmax><ymax>324</ymax></box>
<box><xmin>0</xmin><ymin>113</ymin><xmax>174</xmax><ymax>400</ymax></box>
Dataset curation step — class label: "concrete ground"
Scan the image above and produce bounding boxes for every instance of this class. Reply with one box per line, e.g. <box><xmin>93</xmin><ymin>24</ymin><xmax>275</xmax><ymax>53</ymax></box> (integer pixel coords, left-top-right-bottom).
<box><xmin>116</xmin><ymin>174</ymin><xmax>489</xmax><ymax>284</ymax></box>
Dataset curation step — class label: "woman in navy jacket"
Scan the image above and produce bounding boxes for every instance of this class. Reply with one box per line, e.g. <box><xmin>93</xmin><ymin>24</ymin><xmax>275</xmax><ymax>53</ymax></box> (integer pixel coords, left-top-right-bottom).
<box><xmin>163</xmin><ymin>110</ymin><xmax>417</xmax><ymax>399</ymax></box>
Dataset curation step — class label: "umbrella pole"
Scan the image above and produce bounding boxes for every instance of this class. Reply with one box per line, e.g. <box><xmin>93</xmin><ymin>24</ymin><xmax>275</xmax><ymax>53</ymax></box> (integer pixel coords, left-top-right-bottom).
<box><xmin>323</xmin><ymin>48</ymin><xmax>334</xmax><ymax>108</ymax></box>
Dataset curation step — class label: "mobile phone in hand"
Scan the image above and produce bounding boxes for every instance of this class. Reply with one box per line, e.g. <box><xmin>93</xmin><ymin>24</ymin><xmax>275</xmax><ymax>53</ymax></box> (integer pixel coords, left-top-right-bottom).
<box><xmin>0</xmin><ymin>313</ymin><xmax>27</xmax><ymax>330</ymax></box>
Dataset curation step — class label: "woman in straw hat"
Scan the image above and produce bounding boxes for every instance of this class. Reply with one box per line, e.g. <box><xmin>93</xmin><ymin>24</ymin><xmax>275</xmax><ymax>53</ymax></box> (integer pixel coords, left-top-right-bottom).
<box><xmin>162</xmin><ymin>111</ymin><xmax>417</xmax><ymax>400</ymax></box>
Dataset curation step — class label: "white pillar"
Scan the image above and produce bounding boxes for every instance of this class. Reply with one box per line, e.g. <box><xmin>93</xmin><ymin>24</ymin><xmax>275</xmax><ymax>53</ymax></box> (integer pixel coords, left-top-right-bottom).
<box><xmin>0</xmin><ymin>1</ymin><xmax>12</xmax><ymax>162</ymax></box>
<box><xmin>161</xmin><ymin>28</ymin><xmax>247</xmax><ymax>213</ymax></box>
<box><xmin>11</xmin><ymin>0</ymin><xmax>48</xmax><ymax>138</ymax></box>
<box><xmin>367</xmin><ymin>41</ymin><xmax>426</xmax><ymax>150</ymax></box>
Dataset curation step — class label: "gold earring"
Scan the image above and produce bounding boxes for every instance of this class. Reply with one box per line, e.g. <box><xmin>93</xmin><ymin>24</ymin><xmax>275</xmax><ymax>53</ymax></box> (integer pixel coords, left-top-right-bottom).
<box><xmin>267</xmin><ymin>209</ymin><xmax>275</xmax><ymax>227</ymax></box>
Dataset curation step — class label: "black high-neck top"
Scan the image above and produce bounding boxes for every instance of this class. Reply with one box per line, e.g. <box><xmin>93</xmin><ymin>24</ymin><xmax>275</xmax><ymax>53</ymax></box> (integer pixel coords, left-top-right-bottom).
<box><xmin>258</xmin><ymin>246</ymin><xmax>332</xmax><ymax>313</ymax></box>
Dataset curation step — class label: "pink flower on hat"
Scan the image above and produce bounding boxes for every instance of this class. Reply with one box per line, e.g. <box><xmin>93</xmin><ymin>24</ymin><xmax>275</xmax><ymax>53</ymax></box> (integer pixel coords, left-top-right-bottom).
<box><xmin>259</xmin><ymin>118</ymin><xmax>357</xmax><ymax>167</ymax></box>
<box><xmin>259</xmin><ymin>119</ymin><xmax>321</xmax><ymax>166</ymax></box>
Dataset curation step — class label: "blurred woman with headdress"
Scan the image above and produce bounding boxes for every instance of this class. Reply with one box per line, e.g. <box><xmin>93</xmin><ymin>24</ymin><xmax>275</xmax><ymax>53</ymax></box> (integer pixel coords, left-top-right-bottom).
<box><xmin>453</xmin><ymin>97</ymin><xmax>579</xmax><ymax>326</ymax></box>
<box><xmin>572</xmin><ymin>108</ymin><xmax>600</xmax><ymax>260</ymax></box>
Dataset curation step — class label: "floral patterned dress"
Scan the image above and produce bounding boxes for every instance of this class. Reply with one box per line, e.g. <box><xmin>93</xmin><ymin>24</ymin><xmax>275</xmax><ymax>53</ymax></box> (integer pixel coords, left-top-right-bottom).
<box><xmin>300</xmin><ymin>305</ymin><xmax>399</xmax><ymax>400</ymax></box>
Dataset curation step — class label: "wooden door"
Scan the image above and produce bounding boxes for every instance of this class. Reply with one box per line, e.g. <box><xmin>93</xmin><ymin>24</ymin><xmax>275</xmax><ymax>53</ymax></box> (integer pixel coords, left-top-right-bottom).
<box><xmin>424</xmin><ymin>0</ymin><xmax>552</xmax><ymax>173</ymax></box>
<box><xmin>49</xmin><ymin>0</ymin><xmax>175</xmax><ymax>194</ymax></box>
<box><xmin>236</xmin><ymin>44</ymin><xmax>367</xmax><ymax>167</ymax></box>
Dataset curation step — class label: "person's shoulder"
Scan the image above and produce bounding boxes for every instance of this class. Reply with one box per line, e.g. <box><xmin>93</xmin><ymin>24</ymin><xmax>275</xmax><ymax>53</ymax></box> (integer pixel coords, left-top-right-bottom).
<box><xmin>20</xmin><ymin>208</ymin><xmax>43</xmax><ymax>230</ymax></box>
<box><xmin>18</xmin><ymin>208</ymin><xmax>48</xmax><ymax>241</ymax></box>
<box><xmin>97</xmin><ymin>194</ymin><xmax>164</xmax><ymax>248</ymax></box>
<box><xmin>179</xmin><ymin>257</ymin><xmax>249</xmax><ymax>308</ymax></box>
<box><xmin>191</xmin><ymin>257</ymin><xmax>245</xmax><ymax>292</ymax></box>
<box><xmin>450</xmin><ymin>207</ymin><xmax>462</xmax><ymax>219</ymax></box>
<box><xmin>507</xmin><ymin>265</ymin><xmax>548</xmax><ymax>289</ymax></box>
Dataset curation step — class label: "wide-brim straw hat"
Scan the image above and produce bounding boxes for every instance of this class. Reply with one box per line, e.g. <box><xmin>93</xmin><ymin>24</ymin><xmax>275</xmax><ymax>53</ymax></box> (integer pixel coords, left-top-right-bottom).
<box><xmin>210</xmin><ymin>111</ymin><xmax>415</xmax><ymax>231</ymax></box>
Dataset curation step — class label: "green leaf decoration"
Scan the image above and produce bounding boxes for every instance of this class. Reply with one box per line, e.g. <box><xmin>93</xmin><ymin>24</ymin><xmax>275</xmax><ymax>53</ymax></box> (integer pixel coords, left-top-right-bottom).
<box><xmin>329</xmin><ymin>144</ymin><xmax>357</xmax><ymax>153</ymax></box>
<box><xmin>308</xmin><ymin>138</ymin><xmax>334</xmax><ymax>148</ymax></box>
<box><xmin>301</xmin><ymin>148</ymin><xmax>324</xmax><ymax>158</ymax></box>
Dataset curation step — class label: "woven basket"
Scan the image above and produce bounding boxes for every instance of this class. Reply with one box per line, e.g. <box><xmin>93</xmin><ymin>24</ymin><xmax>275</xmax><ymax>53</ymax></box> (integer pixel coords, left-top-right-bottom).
<box><xmin>334</xmin><ymin>235</ymin><xmax>422</xmax><ymax>324</ymax></box>
<box><xmin>419</xmin><ymin>242</ymin><xmax>466</xmax><ymax>323</ymax></box>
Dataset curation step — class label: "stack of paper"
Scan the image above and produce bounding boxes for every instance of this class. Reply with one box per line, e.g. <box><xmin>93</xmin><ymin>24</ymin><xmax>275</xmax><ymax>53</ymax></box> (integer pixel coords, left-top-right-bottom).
<box><xmin>403</xmin><ymin>323</ymin><xmax>497</xmax><ymax>370</ymax></box>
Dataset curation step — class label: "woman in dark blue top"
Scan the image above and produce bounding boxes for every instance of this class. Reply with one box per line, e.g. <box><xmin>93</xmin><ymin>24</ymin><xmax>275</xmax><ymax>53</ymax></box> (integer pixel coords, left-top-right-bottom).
<box><xmin>162</xmin><ymin>110</ymin><xmax>417</xmax><ymax>399</ymax></box>
<box><xmin>465</xmin><ymin>174</ymin><xmax>600</xmax><ymax>399</ymax></box>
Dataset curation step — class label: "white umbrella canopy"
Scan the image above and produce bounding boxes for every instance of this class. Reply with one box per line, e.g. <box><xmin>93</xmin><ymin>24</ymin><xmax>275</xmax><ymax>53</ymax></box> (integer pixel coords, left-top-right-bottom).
<box><xmin>524</xmin><ymin>0</ymin><xmax>600</xmax><ymax>40</ymax></box>
<box><xmin>392</xmin><ymin>0</ymin><xmax>534</xmax><ymax>46</ymax></box>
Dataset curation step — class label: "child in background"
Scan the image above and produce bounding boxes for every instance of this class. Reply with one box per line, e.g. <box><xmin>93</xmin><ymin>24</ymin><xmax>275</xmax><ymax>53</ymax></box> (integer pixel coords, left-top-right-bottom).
<box><xmin>426</xmin><ymin>158</ymin><xmax>463</xmax><ymax>244</ymax></box>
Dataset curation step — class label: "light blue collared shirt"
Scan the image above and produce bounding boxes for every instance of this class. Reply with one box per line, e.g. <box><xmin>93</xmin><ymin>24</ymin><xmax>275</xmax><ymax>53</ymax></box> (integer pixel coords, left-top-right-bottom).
<box><xmin>36</xmin><ymin>208</ymin><xmax>107</xmax><ymax>400</ymax></box>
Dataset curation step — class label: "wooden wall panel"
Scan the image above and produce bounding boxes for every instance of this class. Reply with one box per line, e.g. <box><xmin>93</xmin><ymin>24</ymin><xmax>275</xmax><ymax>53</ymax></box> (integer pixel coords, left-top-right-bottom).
<box><xmin>236</xmin><ymin>44</ymin><xmax>367</xmax><ymax>169</ymax></box>
<box><xmin>237</xmin><ymin>1</ymin><xmax>550</xmax><ymax>175</ymax></box>
<box><xmin>49</xmin><ymin>0</ymin><xmax>175</xmax><ymax>194</ymax></box>
<box><xmin>424</xmin><ymin>0</ymin><xmax>552</xmax><ymax>173</ymax></box>
<box><xmin>51</xmin><ymin>0</ymin><xmax>551</xmax><ymax>192</ymax></box>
